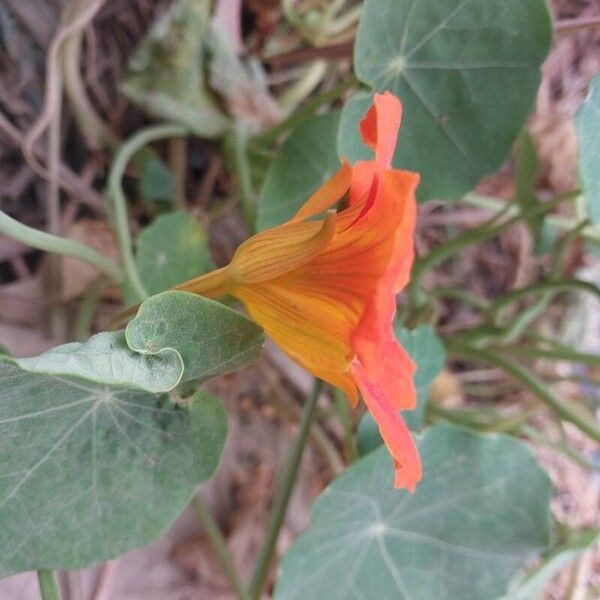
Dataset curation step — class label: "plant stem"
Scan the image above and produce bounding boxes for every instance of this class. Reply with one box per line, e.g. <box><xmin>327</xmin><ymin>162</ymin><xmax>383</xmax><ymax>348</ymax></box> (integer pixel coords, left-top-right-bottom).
<box><xmin>231</xmin><ymin>126</ymin><xmax>256</xmax><ymax>232</ymax></box>
<box><xmin>0</xmin><ymin>210</ymin><xmax>123</xmax><ymax>282</ymax></box>
<box><xmin>74</xmin><ymin>277</ymin><xmax>107</xmax><ymax>341</ymax></box>
<box><xmin>490</xmin><ymin>279</ymin><xmax>600</xmax><ymax>317</ymax></box>
<box><xmin>37</xmin><ymin>570</ymin><xmax>61</xmax><ymax>600</ymax></box>
<box><xmin>409</xmin><ymin>194</ymin><xmax>572</xmax><ymax>311</ymax></box>
<box><xmin>462</xmin><ymin>192</ymin><xmax>600</xmax><ymax>243</ymax></box>
<box><xmin>278</xmin><ymin>60</ymin><xmax>328</xmax><ymax>113</ymax></box>
<box><xmin>169</xmin><ymin>137</ymin><xmax>187</xmax><ymax>209</ymax></box>
<box><xmin>333</xmin><ymin>388</ymin><xmax>357</xmax><ymax>463</ymax></box>
<box><xmin>249</xmin><ymin>378</ymin><xmax>323</xmax><ymax>600</ymax></box>
<box><xmin>61</xmin><ymin>0</ymin><xmax>117</xmax><ymax>151</ymax></box>
<box><xmin>191</xmin><ymin>496</ymin><xmax>250</xmax><ymax>600</ymax></box>
<box><xmin>495</xmin><ymin>344</ymin><xmax>600</xmax><ymax>367</ymax></box>
<box><xmin>108</xmin><ymin>123</ymin><xmax>188</xmax><ymax>302</ymax></box>
<box><xmin>47</xmin><ymin>65</ymin><xmax>65</xmax><ymax>341</ymax></box>
<box><xmin>447</xmin><ymin>342</ymin><xmax>600</xmax><ymax>444</ymax></box>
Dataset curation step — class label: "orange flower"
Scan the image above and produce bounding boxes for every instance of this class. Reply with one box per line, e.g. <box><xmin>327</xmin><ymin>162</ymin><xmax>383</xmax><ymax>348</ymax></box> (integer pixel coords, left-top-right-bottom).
<box><xmin>175</xmin><ymin>92</ymin><xmax>422</xmax><ymax>490</ymax></box>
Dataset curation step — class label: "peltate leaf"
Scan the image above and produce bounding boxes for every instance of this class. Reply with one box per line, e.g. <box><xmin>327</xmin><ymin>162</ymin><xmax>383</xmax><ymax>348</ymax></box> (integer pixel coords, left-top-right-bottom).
<box><xmin>276</xmin><ymin>424</ymin><xmax>552</xmax><ymax>600</ymax></box>
<box><xmin>136</xmin><ymin>211</ymin><xmax>213</xmax><ymax>296</ymax></box>
<box><xmin>338</xmin><ymin>0</ymin><xmax>552</xmax><ymax>201</ymax></box>
<box><xmin>0</xmin><ymin>369</ymin><xmax>227</xmax><ymax>577</ymax></box>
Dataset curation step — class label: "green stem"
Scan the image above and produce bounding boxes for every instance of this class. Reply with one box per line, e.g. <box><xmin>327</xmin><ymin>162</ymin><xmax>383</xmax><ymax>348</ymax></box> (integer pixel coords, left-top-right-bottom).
<box><xmin>409</xmin><ymin>194</ymin><xmax>570</xmax><ymax>311</ymax></box>
<box><xmin>447</xmin><ymin>342</ymin><xmax>600</xmax><ymax>444</ymax></box>
<box><xmin>108</xmin><ymin>123</ymin><xmax>188</xmax><ymax>301</ymax></box>
<box><xmin>429</xmin><ymin>287</ymin><xmax>490</xmax><ymax>310</ymax></box>
<box><xmin>47</xmin><ymin>66</ymin><xmax>65</xmax><ymax>341</ymax></box>
<box><xmin>278</xmin><ymin>60</ymin><xmax>328</xmax><ymax>113</ymax></box>
<box><xmin>253</xmin><ymin>75</ymin><xmax>358</xmax><ymax>146</ymax></box>
<box><xmin>326</xmin><ymin>4</ymin><xmax>362</xmax><ymax>36</ymax></box>
<box><xmin>231</xmin><ymin>126</ymin><xmax>256</xmax><ymax>231</ymax></box>
<box><xmin>249</xmin><ymin>378</ymin><xmax>323</xmax><ymax>600</ymax></box>
<box><xmin>490</xmin><ymin>279</ymin><xmax>600</xmax><ymax>317</ymax></box>
<box><xmin>462</xmin><ymin>192</ymin><xmax>600</xmax><ymax>243</ymax></box>
<box><xmin>0</xmin><ymin>210</ymin><xmax>123</xmax><ymax>282</ymax></box>
<box><xmin>37</xmin><ymin>570</ymin><xmax>61</xmax><ymax>600</ymax></box>
<box><xmin>494</xmin><ymin>344</ymin><xmax>600</xmax><ymax>367</ymax></box>
<box><xmin>520</xmin><ymin>425</ymin><xmax>598</xmax><ymax>472</ymax></box>
<box><xmin>333</xmin><ymin>388</ymin><xmax>358</xmax><ymax>463</ymax></box>
<box><xmin>191</xmin><ymin>497</ymin><xmax>250</xmax><ymax>600</ymax></box>
<box><xmin>74</xmin><ymin>277</ymin><xmax>107</xmax><ymax>341</ymax></box>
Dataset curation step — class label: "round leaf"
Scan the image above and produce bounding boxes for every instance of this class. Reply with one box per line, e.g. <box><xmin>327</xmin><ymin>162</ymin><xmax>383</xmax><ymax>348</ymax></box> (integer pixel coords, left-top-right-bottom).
<box><xmin>0</xmin><ymin>363</ymin><xmax>227</xmax><ymax>577</ymax></box>
<box><xmin>276</xmin><ymin>424</ymin><xmax>552</xmax><ymax>600</ymax></box>
<box><xmin>136</xmin><ymin>211</ymin><xmax>212</xmax><ymax>296</ymax></box>
<box><xmin>576</xmin><ymin>73</ymin><xmax>600</xmax><ymax>224</ymax></box>
<box><xmin>338</xmin><ymin>0</ymin><xmax>552</xmax><ymax>200</ymax></box>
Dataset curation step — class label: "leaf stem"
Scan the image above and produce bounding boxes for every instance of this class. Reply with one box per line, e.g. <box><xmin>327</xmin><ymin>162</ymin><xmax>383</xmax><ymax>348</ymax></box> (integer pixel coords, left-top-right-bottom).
<box><xmin>108</xmin><ymin>123</ymin><xmax>188</xmax><ymax>301</ymax></box>
<box><xmin>231</xmin><ymin>126</ymin><xmax>256</xmax><ymax>232</ymax></box>
<box><xmin>409</xmin><ymin>193</ymin><xmax>572</xmax><ymax>312</ymax></box>
<box><xmin>0</xmin><ymin>210</ymin><xmax>123</xmax><ymax>282</ymax></box>
<box><xmin>249</xmin><ymin>378</ymin><xmax>323</xmax><ymax>600</ymax></box>
<box><xmin>490</xmin><ymin>279</ymin><xmax>600</xmax><ymax>319</ymax></box>
<box><xmin>37</xmin><ymin>570</ymin><xmax>61</xmax><ymax>600</ymax></box>
<box><xmin>462</xmin><ymin>192</ymin><xmax>600</xmax><ymax>242</ymax></box>
<box><xmin>447</xmin><ymin>342</ymin><xmax>600</xmax><ymax>444</ymax></box>
<box><xmin>191</xmin><ymin>496</ymin><xmax>250</xmax><ymax>600</ymax></box>
<box><xmin>333</xmin><ymin>388</ymin><xmax>358</xmax><ymax>463</ymax></box>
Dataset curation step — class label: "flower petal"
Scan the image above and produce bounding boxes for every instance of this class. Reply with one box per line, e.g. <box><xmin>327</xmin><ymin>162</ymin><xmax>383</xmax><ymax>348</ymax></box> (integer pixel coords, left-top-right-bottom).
<box><xmin>292</xmin><ymin>161</ymin><xmax>352</xmax><ymax>222</ymax></box>
<box><xmin>360</xmin><ymin>92</ymin><xmax>403</xmax><ymax>170</ymax></box>
<box><xmin>234</xmin><ymin>280</ymin><xmax>358</xmax><ymax>403</ymax></box>
<box><xmin>351</xmin><ymin>358</ymin><xmax>422</xmax><ymax>491</ymax></box>
<box><xmin>231</xmin><ymin>212</ymin><xmax>335</xmax><ymax>283</ymax></box>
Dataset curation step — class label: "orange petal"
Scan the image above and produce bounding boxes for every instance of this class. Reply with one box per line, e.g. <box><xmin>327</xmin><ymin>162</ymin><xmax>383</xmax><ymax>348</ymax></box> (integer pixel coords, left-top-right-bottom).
<box><xmin>351</xmin><ymin>358</ymin><xmax>422</xmax><ymax>491</ymax></box>
<box><xmin>359</xmin><ymin>92</ymin><xmax>403</xmax><ymax>170</ymax></box>
<box><xmin>230</xmin><ymin>212</ymin><xmax>335</xmax><ymax>283</ymax></box>
<box><xmin>292</xmin><ymin>161</ymin><xmax>352</xmax><ymax>222</ymax></box>
<box><xmin>233</xmin><ymin>279</ymin><xmax>358</xmax><ymax>400</ymax></box>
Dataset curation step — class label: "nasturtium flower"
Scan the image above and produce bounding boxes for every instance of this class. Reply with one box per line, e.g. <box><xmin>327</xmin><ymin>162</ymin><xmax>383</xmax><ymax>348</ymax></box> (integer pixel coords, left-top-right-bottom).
<box><xmin>176</xmin><ymin>92</ymin><xmax>421</xmax><ymax>490</ymax></box>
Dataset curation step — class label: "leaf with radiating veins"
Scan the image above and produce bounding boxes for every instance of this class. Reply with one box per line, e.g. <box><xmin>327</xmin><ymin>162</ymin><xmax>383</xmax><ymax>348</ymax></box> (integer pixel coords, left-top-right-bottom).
<box><xmin>276</xmin><ymin>424</ymin><xmax>552</xmax><ymax>600</ymax></box>
<box><xmin>338</xmin><ymin>0</ymin><xmax>552</xmax><ymax>201</ymax></box>
<box><xmin>0</xmin><ymin>369</ymin><xmax>227</xmax><ymax>578</ymax></box>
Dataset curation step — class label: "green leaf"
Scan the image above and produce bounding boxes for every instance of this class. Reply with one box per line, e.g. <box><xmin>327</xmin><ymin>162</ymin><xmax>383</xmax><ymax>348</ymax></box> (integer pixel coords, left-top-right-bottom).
<box><xmin>576</xmin><ymin>73</ymin><xmax>600</xmax><ymax>224</ymax></box>
<box><xmin>136</xmin><ymin>211</ymin><xmax>212</xmax><ymax>296</ymax></box>
<box><xmin>120</xmin><ymin>0</ymin><xmax>229</xmax><ymax>138</ymax></box>
<box><xmin>276</xmin><ymin>424</ymin><xmax>552</xmax><ymax>600</ymax></box>
<box><xmin>125</xmin><ymin>291</ymin><xmax>264</xmax><ymax>384</ymax></box>
<box><xmin>140</xmin><ymin>155</ymin><xmax>175</xmax><ymax>204</ymax></box>
<box><xmin>338</xmin><ymin>0</ymin><xmax>552</xmax><ymax>201</ymax></box>
<box><xmin>16</xmin><ymin>331</ymin><xmax>182</xmax><ymax>393</ymax></box>
<box><xmin>0</xmin><ymin>364</ymin><xmax>227</xmax><ymax>577</ymax></box>
<box><xmin>256</xmin><ymin>112</ymin><xmax>341</xmax><ymax>231</ymax></box>
<box><xmin>357</xmin><ymin>324</ymin><xmax>445</xmax><ymax>455</ymax></box>
<box><xmin>505</xmin><ymin>528</ymin><xmax>600</xmax><ymax>600</ymax></box>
